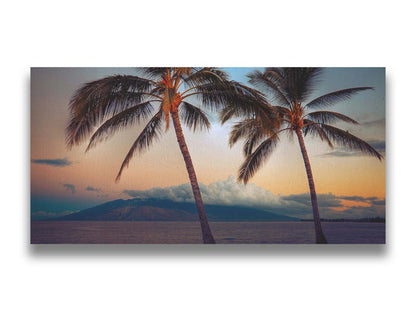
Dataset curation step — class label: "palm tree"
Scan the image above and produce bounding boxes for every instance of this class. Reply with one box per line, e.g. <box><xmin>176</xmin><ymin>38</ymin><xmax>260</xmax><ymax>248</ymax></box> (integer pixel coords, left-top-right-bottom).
<box><xmin>66</xmin><ymin>67</ymin><xmax>266</xmax><ymax>244</ymax></box>
<box><xmin>221</xmin><ymin>68</ymin><xmax>383</xmax><ymax>244</ymax></box>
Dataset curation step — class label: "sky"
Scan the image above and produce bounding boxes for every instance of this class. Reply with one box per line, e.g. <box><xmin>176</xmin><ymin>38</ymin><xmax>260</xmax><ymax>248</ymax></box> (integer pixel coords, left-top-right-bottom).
<box><xmin>30</xmin><ymin>67</ymin><xmax>385</xmax><ymax>219</ymax></box>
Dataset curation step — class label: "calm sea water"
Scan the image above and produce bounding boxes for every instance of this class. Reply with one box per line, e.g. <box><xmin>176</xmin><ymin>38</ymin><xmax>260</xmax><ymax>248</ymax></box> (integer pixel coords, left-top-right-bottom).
<box><xmin>31</xmin><ymin>221</ymin><xmax>385</xmax><ymax>244</ymax></box>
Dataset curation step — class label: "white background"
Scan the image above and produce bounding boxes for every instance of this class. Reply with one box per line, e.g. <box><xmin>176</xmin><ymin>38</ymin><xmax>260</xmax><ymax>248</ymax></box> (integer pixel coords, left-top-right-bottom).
<box><xmin>1</xmin><ymin>1</ymin><xmax>414</xmax><ymax>311</ymax></box>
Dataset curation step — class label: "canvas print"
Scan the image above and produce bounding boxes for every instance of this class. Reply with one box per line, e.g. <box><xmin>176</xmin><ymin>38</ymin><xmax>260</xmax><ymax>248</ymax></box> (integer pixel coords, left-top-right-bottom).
<box><xmin>31</xmin><ymin>67</ymin><xmax>385</xmax><ymax>244</ymax></box>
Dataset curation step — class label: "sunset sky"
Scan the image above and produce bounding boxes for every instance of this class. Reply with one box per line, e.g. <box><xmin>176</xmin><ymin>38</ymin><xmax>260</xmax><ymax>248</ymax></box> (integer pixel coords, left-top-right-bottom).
<box><xmin>31</xmin><ymin>67</ymin><xmax>385</xmax><ymax>219</ymax></box>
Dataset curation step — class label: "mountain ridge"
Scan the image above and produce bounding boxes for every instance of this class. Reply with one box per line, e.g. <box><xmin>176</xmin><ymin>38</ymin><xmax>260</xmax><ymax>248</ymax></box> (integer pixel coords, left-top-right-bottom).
<box><xmin>55</xmin><ymin>198</ymin><xmax>299</xmax><ymax>222</ymax></box>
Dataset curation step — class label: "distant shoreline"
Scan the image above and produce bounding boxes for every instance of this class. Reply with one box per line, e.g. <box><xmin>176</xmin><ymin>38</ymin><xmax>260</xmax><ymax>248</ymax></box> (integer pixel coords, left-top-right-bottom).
<box><xmin>300</xmin><ymin>217</ymin><xmax>385</xmax><ymax>223</ymax></box>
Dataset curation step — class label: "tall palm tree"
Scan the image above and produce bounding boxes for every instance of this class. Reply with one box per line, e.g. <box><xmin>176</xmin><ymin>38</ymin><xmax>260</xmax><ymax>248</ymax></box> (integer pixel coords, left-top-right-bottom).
<box><xmin>221</xmin><ymin>68</ymin><xmax>383</xmax><ymax>244</ymax></box>
<box><xmin>66</xmin><ymin>67</ymin><xmax>266</xmax><ymax>244</ymax></box>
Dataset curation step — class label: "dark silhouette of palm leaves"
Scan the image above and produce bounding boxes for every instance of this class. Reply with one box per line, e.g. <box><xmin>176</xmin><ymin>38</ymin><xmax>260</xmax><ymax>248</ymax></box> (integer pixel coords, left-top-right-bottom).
<box><xmin>318</xmin><ymin>124</ymin><xmax>382</xmax><ymax>159</ymax></box>
<box><xmin>238</xmin><ymin>135</ymin><xmax>279</xmax><ymax>183</ymax></box>
<box><xmin>66</xmin><ymin>75</ymin><xmax>155</xmax><ymax>147</ymax></box>
<box><xmin>85</xmin><ymin>101</ymin><xmax>154</xmax><ymax>152</ymax></box>
<box><xmin>306</xmin><ymin>111</ymin><xmax>359</xmax><ymax>125</ymax></box>
<box><xmin>115</xmin><ymin>106</ymin><xmax>164</xmax><ymax>181</ymax></box>
<box><xmin>66</xmin><ymin>67</ymin><xmax>264</xmax><ymax>181</ymax></box>
<box><xmin>225</xmin><ymin>67</ymin><xmax>383</xmax><ymax>184</ymax></box>
<box><xmin>179</xmin><ymin>102</ymin><xmax>211</xmax><ymax>132</ymax></box>
<box><xmin>305</xmin><ymin>87</ymin><xmax>374</xmax><ymax>109</ymax></box>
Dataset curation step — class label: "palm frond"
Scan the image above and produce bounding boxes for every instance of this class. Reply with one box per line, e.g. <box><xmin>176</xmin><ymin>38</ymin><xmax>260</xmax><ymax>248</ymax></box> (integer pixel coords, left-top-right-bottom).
<box><xmin>136</xmin><ymin>67</ymin><xmax>170</xmax><ymax>79</ymax></box>
<box><xmin>179</xmin><ymin>102</ymin><xmax>211</xmax><ymax>132</ymax></box>
<box><xmin>219</xmin><ymin>105</ymin><xmax>236</xmax><ymax>124</ymax></box>
<box><xmin>305</xmin><ymin>87</ymin><xmax>373</xmax><ymax>109</ymax></box>
<box><xmin>319</xmin><ymin>124</ymin><xmax>383</xmax><ymax>160</ymax></box>
<box><xmin>302</xmin><ymin>120</ymin><xmax>333</xmax><ymax>148</ymax></box>
<box><xmin>247</xmin><ymin>69</ymin><xmax>291</xmax><ymax>108</ymax></box>
<box><xmin>70</xmin><ymin>75</ymin><xmax>154</xmax><ymax>116</ymax></box>
<box><xmin>190</xmin><ymin>80</ymin><xmax>265</xmax><ymax>112</ymax></box>
<box><xmin>243</xmin><ymin>130</ymin><xmax>270</xmax><ymax>158</ymax></box>
<box><xmin>217</xmin><ymin>83</ymin><xmax>275</xmax><ymax>127</ymax></box>
<box><xmin>115</xmin><ymin>107</ymin><xmax>164</xmax><ymax>181</ymax></box>
<box><xmin>65</xmin><ymin>114</ymin><xmax>94</xmax><ymax>148</ymax></box>
<box><xmin>85</xmin><ymin>101</ymin><xmax>155</xmax><ymax>152</ymax></box>
<box><xmin>221</xmin><ymin>103</ymin><xmax>277</xmax><ymax>136</ymax></box>
<box><xmin>183</xmin><ymin>68</ymin><xmax>229</xmax><ymax>88</ymax></box>
<box><xmin>273</xmin><ymin>105</ymin><xmax>291</xmax><ymax>118</ymax></box>
<box><xmin>229</xmin><ymin>116</ymin><xmax>281</xmax><ymax>157</ymax></box>
<box><xmin>263</xmin><ymin>68</ymin><xmax>286</xmax><ymax>84</ymax></box>
<box><xmin>172</xmin><ymin>67</ymin><xmax>194</xmax><ymax>79</ymax></box>
<box><xmin>238</xmin><ymin>136</ymin><xmax>278</xmax><ymax>184</ymax></box>
<box><xmin>229</xmin><ymin>118</ymin><xmax>262</xmax><ymax>147</ymax></box>
<box><xmin>280</xmin><ymin>68</ymin><xmax>323</xmax><ymax>103</ymax></box>
<box><xmin>66</xmin><ymin>75</ymin><xmax>155</xmax><ymax>147</ymax></box>
<box><xmin>306</xmin><ymin>111</ymin><xmax>359</xmax><ymax>125</ymax></box>
<box><xmin>248</xmin><ymin>68</ymin><xmax>323</xmax><ymax>106</ymax></box>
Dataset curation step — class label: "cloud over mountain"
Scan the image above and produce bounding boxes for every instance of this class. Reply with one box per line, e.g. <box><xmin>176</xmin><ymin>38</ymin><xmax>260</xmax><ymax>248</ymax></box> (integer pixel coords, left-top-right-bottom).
<box><xmin>123</xmin><ymin>176</ymin><xmax>385</xmax><ymax>219</ymax></box>
<box><xmin>124</xmin><ymin>176</ymin><xmax>281</xmax><ymax>207</ymax></box>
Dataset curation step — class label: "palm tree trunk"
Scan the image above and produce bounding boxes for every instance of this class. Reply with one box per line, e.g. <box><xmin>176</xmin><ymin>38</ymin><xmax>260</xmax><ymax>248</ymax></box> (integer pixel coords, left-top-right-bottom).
<box><xmin>170</xmin><ymin>110</ymin><xmax>216</xmax><ymax>244</ymax></box>
<box><xmin>295</xmin><ymin>128</ymin><xmax>328</xmax><ymax>244</ymax></box>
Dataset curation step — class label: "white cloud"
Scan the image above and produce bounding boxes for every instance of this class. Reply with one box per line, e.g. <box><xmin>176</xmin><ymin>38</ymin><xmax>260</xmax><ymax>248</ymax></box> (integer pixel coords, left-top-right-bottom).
<box><xmin>124</xmin><ymin>176</ymin><xmax>282</xmax><ymax>207</ymax></box>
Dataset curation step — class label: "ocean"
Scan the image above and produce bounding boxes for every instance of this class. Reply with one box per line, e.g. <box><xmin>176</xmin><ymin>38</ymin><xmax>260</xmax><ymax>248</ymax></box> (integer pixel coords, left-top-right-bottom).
<box><xmin>31</xmin><ymin>221</ymin><xmax>385</xmax><ymax>244</ymax></box>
